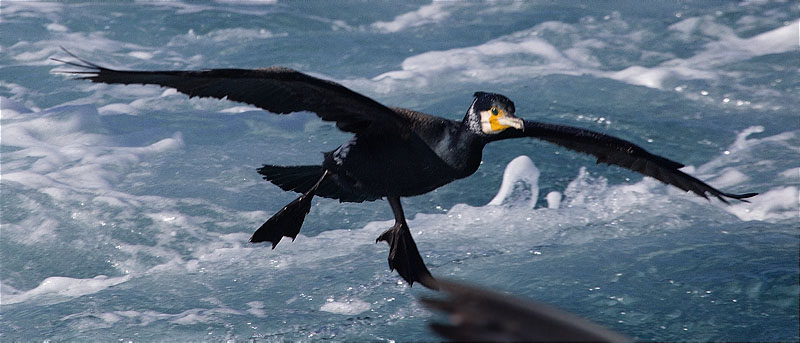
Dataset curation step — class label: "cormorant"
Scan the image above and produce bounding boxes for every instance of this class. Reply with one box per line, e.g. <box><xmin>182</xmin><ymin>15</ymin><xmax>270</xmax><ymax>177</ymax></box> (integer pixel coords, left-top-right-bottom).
<box><xmin>55</xmin><ymin>49</ymin><xmax>757</xmax><ymax>290</ymax></box>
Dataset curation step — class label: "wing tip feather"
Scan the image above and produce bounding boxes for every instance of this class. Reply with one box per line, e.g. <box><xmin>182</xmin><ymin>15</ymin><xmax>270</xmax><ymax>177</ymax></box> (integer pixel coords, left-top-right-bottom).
<box><xmin>51</xmin><ymin>47</ymin><xmax>107</xmax><ymax>79</ymax></box>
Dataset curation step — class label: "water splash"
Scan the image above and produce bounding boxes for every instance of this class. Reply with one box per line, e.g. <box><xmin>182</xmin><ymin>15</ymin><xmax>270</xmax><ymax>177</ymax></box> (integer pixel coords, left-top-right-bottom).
<box><xmin>487</xmin><ymin>155</ymin><xmax>540</xmax><ymax>209</ymax></box>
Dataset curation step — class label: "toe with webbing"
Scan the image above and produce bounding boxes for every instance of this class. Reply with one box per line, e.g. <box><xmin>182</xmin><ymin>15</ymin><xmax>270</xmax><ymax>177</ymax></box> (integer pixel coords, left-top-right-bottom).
<box><xmin>250</xmin><ymin>171</ymin><xmax>329</xmax><ymax>248</ymax></box>
<box><xmin>377</xmin><ymin>224</ymin><xmax>438</xmax><ymax>290</ymax></box>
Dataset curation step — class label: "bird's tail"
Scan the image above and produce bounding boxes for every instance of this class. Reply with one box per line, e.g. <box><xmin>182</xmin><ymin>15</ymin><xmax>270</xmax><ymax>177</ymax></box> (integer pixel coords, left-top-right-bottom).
<box><xmin>250</xmin><ymin>171</ymin><xmax>328</xmax><ymax>248</ymax></box>
<box><xmin>257</xmin><ymin>164</ymin><xmax>325</xmax><ymax>195</ymax></box>
<box><xmin>257</xmin><ymin>164</ymin><xmax>380</xmax><ymax>203</ymax></box>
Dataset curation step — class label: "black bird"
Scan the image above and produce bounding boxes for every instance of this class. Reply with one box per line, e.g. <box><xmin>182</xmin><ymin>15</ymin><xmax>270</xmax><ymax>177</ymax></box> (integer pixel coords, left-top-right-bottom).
<box><xmin>421</xmin><ymin>279</ymin><xmax>631</xmax><ymax>342</ymax></box>
<box><xmin>55</xmin><ymin>49</ymin><xmax>757</xmax><ymax>290</ymax></box>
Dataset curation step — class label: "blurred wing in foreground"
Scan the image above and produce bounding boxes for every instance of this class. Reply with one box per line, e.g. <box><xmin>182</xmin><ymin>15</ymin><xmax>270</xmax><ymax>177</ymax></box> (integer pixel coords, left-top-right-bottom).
<box><xmin>421</xmin><ymin>279</ymin><xmax>632</xmax><ymax>343</ymax></box>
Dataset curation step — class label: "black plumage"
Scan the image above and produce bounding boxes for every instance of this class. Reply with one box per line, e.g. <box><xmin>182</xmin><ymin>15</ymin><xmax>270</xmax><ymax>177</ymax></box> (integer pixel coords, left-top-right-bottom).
<box><xmin>421</xmin><ymin>279</ymin><xmax>632</xmax><ymax>342</ymax></box>
<box><xmin>55</xmin><ymin>49</ymin><xmax>757</xmax><ymax>290</ymax></box>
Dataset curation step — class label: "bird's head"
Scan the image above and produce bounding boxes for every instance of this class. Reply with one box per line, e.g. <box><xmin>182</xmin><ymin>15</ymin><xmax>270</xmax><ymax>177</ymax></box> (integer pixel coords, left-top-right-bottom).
<box><xmin>466</xmin><ymin>92</ymin><xmax>524</xmax><ymax>135</ymax></box>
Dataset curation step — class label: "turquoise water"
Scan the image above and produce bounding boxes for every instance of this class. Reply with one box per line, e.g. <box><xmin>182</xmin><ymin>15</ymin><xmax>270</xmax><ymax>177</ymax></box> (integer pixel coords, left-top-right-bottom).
<box><xmin>1</xmin><ymin>1</ymin><xmax>798</xmax><ymax>341</ymax></box>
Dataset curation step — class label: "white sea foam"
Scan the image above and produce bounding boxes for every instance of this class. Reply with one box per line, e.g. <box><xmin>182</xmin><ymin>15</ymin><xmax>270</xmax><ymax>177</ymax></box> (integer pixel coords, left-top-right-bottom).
<box><xmin>168</xmin><ymin>28</ymin><xmax>284</xmax><ymax>47</ymax></box>
<box><xmin>0</xmin><ymin>97</ymin><xmax>34</xmax><ymax>117</ymax></box>
<box><xmin>214</xmin><ymin>0</ymin><xmax>277</xmax><ymax>4</ymax></box>
<box><xmin>246</xmin><ymin>301</ymin><xmax>266</xmax><ymax>317</ymax></box>
<box><xmin>546</xmin><ymin>191</ymin><xmax>562</xmax><ymax>209</ymax></box>
<box><xmin>371</xmin><ymin>2</ymin><xmax>454</xmax><ymax>33</ymax></box>
<box><xmin>488</xmin><ymin>155</ymin><xmax>540</xmax><ymax>209</ymax></box>
<box><xmin>221</xmin><ymin>105</ymin><xmax>264</xmax><ymax>113</ymax></box>
<box><xmin>611</xmin><ymin>20</ymin><xmax>798</xmax><ymax>89</ymax></box>
<box><xmin>3</xmin><ymin>275</ymin><xmax>131</xmax><ymax>305</ymax></box>
<box><xmin>1</xmin><ymin>101</ymin><xmax>184</xmax><ymax>191</ymax></box>
<box><xmin>366</xmin><ymin>15</ymin><xmax>798</xmax><ymax>92</ymax></box>
<box><xmin>60</xmin><ymin>305</ymin><xmax>251</xmax><ymax>328</ymax></box>
<box><xmin>134</xmin><ymin>0</ymin><xmax>274</xmax><ymax>15</ymax></box>
<box><xmin>320</xmin><ymin>298</ymin><xmax>371</xmax><ymax>315</ymax></box>
<box><xmin>1</xmin><ymin>98</ymin><xmax>184</xmax><ymax>267</ymax></box>
<box><xmin>46</xmin><ymin>23</ymin><xmax>68</xmax><ymax>32</ymax></box>
<box><xmin>687</xmin><ymin>126</ymin><xmax>799</xmax><ymax>222</ymax></box>
<box><xmin>370</xmin><ymin>35</ymin><xmax>581</xmax><ymax>91</ymax></box>
<box><xmin>0</xmin><ymin>1</ymin><xmax>65</xmax><ymax>18</ymax></box>
<box><xmin>725</xmin><ymin>187</ymin><xmax>799</xmax><ymax>222</ymax></box>
<box><xmin>97</xmin><ymin>103</ymin><xmax>139</xmax><ymax>115</ymax></box>
<box><xmin>127</xmin><ymin>51</ymin><xmax>153</xmax><ymax>60</ymax></box>
<box><xmin>778</xmin><ymin>167</ymin><xmax>800</xmax><ymax>181</ymax></box>
<box><xmin>12</xmin><ymin>31</ymin><xmax>147</xmax><ymax>65</ymax></box>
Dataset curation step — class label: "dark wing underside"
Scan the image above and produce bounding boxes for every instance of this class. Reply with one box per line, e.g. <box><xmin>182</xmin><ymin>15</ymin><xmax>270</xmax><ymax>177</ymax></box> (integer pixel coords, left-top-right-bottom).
<box><xmin>499</xmin><ymin>120</ymin><xmax>757</xmax><ymax>203</ymax></box>
<box><xmin>421</xmin><ymin>279</ymin><xmax>632</xmax><ymax>342</ymax></box>
<box><xmin>53</xmin><ymin>48</ymin><xmax>407</xmax><ymax>135</ymax></box>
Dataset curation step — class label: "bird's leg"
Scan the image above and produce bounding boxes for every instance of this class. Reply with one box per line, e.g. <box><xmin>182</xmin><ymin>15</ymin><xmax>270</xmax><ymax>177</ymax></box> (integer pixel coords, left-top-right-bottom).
<box><xmin>376</xmin><ymin>196</ymin><xmax>439</xmax><ymax>290</ymax></box>
<box><xmin>250</xmin><ymin>171</ymin><xmax>329</xmax><ymax>248</ymax></box>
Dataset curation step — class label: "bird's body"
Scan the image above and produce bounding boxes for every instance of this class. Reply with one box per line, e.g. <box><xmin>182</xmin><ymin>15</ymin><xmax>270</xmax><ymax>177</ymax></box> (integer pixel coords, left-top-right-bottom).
<box><xmin>322</xmin><ymin>109</ymin><xmax>480</xmax><ymax>200</ymax></box>
<box><xmin>55</xmin><ymin>49</ymin><xmax>757</xmax><ymax>289</ymax></box>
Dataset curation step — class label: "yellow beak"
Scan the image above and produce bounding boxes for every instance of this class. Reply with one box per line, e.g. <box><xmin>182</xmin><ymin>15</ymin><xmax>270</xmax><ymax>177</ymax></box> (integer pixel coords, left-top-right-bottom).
<box><xmin>491</xmin><ymin>115</ymin><xmax>524</xmax><ymax>131</ymax></box>
<box><xmin>481</xmin><ymin>109</ymin><xmax>524</xmax><ymax>134</ymax></box>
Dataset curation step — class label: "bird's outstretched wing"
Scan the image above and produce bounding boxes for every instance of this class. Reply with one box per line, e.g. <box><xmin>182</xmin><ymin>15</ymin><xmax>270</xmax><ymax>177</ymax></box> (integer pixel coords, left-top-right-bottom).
<box><xmin>421</xmin><ymin>279</ymin><xmax>632</xmax><ymax>343</ymax></box>
<box><xmin>53</xmin><ymin>48</ymin><xmax>407</xmax><ymax>135</ymax></box>
<box><xmin>499</xmin><ymin>120</ymin><xmax>758</xmax><ymax>203</ymax></box>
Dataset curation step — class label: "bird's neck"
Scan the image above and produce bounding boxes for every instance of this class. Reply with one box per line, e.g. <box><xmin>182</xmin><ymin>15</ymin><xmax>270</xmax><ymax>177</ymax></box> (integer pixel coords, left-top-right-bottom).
<box><xmin>461</xmin><ymin>109</ymin><xmax>483</xmax><ymax>135</ymax></box>
<box><xmin>437</xmin><ymin>122</ymin><xmax>487</xmax><ymax>178</ymax></box>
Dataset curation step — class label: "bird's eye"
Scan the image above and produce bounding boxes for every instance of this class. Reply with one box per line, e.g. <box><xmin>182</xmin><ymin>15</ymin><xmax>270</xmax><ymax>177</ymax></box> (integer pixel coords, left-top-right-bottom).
<box><xmin>491</xmin><ymin>107</ymin><xmax>499</xmax><ymax>116</ymax></box>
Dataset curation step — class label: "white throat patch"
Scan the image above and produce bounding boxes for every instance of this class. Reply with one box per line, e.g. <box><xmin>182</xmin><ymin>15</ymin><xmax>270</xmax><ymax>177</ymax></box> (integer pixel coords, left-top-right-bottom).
<box><xmin>480</xmin><ymin>110</ymin><xmax>494</xmax><ymax>134</ymax></box>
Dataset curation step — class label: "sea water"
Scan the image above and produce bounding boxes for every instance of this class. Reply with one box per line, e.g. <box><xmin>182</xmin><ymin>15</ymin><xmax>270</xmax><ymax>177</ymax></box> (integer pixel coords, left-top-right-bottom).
<box><xmin>1</xmin><ymin>1</ymin><xmax>798</xmax><ymax>341</ymax></box>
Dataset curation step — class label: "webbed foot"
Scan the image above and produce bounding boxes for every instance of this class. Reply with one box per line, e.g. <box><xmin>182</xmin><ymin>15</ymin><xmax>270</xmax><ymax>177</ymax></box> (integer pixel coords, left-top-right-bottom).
<box><xmin>377</xmin><ymin>222</ymin><xmax>438</xmax><ymax>290</ymax></box>
<box><xmin>250</xmin><ymin>171</ymin><xmax>328</xmax><ymax>248</ymax></box>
